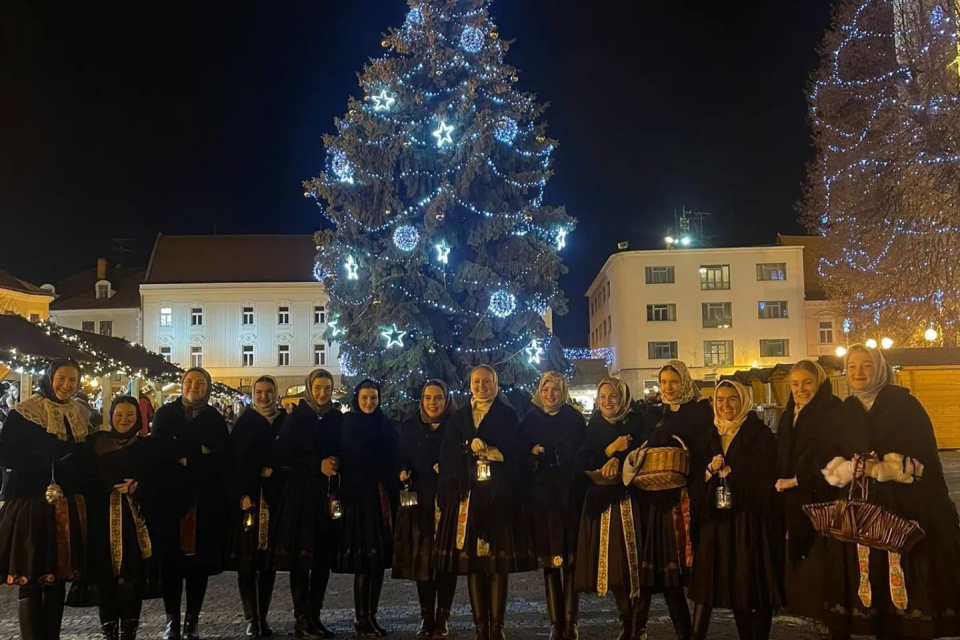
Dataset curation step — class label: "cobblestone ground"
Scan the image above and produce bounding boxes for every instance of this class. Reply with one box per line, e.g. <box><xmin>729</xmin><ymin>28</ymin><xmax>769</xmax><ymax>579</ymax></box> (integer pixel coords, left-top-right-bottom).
<box><xmin>2</xmin><ymin>452</ymin><xmax>958</xmax><ymax>640</ymax></box>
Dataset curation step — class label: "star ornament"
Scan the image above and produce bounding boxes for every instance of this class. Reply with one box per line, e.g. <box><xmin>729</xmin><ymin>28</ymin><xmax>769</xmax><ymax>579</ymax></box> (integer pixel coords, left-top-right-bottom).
<box><xmin>329</xmin><ymin>319</ymin><xmax>344</xmax><ymax>337</ymax></box>
<box><xmin>525</xmin><ymin>339</ymin><xmax>544</xmax><ymax>365</ymax></box>
<box><xmin>381</xmin><ymin>324</ymin><xmax>407</xmax><ymax>349</ymax></box>
<box><xmin>344</xmin><ymin>255</ymin><xmax>359</xmax><ymax>280</ymax></box>
<box><xmin>433</xmin><ymin>120</ymin><xmax>454</xmax><ymax>148</ymax></box>
<box><xmin>557</xmin><ymin>228</ymin><xmax>567</xmax><ymax>251</ymax></box>
<box><xmin>371</xmin><ymin>89</ymin><xmax>396</xmax><ymax>112</ymax></box>
<box><xmin>435</xmin><ymin>241</ymin><xmax>450</xmax><ymax>264</ymax></box>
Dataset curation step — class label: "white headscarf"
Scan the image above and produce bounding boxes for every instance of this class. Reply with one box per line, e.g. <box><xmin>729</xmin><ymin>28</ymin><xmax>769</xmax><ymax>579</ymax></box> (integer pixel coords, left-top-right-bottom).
<box><xmin>845</xmin><ymin>344</ymin><xmax>892</xmax><ymax>410</ymax></box>
<box><xmin>713</xmin><ymin>380</ymin><xmax>753</xmax><ymax>437</ymax></box>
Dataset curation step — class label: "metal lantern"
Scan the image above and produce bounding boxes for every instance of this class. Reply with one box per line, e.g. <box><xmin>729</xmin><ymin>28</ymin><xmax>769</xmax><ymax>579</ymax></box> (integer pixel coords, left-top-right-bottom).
<box><xmin>399</xmin><ymin>481</ymin><xmax>419</xmax><ymax>508</ymax></box>
<box><xmin>243</xmin><ymin>509</ymin><xmax>256</xmax><ymax>532</ymax></box>
<box><xmin>45</xmin><ymin>461</ymin><xmax>63</xmax><ymax>505</ymax></box>
<box><xmin>475</xmin><ymin>455</ymin><xmax>492</xmax><ymax>482</ymax></box>
<box><xmin>715</xmin><ymin>476</ymin><xmax>733</xmax><ymax>510</ymax></box>
<box><xmin>328</xmin><ymin>496</ymin><xmax>344</xmax><ymax>520</ymax></box>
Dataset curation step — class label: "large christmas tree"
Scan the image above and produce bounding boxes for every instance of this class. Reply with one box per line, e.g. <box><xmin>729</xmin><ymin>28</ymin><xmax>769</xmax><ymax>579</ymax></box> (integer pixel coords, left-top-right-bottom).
<box><xmin>803</xmin><ymin>0</ymin><xmax>960</xmax><ymax>346</ymax></box>
<box><xmin>304</xmin><ymin>0</ymin><xmax>574</xmax><ymax>408</ymax></box>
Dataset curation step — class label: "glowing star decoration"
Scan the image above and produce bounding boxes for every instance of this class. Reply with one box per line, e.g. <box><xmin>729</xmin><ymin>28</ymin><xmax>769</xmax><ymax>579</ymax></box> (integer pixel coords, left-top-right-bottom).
<box><xmin>435</xmin><ymin>241</ymin><xmax>450</xmax><ymax>264</ymax></box>
<box><xmin>329</xmin><ymin>318</ymin><xmax>344</xmax><ymax>338</ymax></box>
<box><xmin>494</xmin><ymin>117</ymin><xmax>518</xmax><ymax>145</ymax></box>
<box><xmin>344</xmin><ymin>255</ymin><xmax>359</xmax><ymax>280</ymax></box>
<box><xmin>525</xmin><ymin>339</ymin><xmax>544</xmax><ymax>365</ymax></box>
<box><xmin>381</xmin><ymin>324</ymin><xmax>407</xmax><ymax>349</ymax></box>
<box><xmin>371</xmin><ymin>89</ymin><xmax>396</xmax><ymax>112</ymax></box>
<box><xmin>393</xmin><ymin>225</ymin><xmax>420</xmax><ymax>252</ymax></box>
<box><xmin>556</xmin><ymin>229</ymin><xmax>567</xmax><ymax>251</ymax></box>
<box><xmin>489</xmin><ymin>290</ymin><xmax>517</xmax><ymax>318</ymax></box>
<box><xmin>433</xmin><ymin>120</ymin><xmax>454</xmax><ymax>148</ymax></box>
<box><xmin>460</xmin><ymin>26</ymin><xmax>484</xmax><ymax>53</ymax></box>
<box><xmin>330</xmin><ymin>149</ymin><xmax>354</xmax><ymax>184</ymax></box>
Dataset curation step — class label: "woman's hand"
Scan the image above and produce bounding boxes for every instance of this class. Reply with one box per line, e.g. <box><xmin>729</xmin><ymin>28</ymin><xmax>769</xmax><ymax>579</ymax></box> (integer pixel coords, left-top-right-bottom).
<box><xmin>532</xmin><ymin>444</ymin><xmax>545</xmax><ymax>455</ymax></box>
<box><xmin>708</xmin><ymin>454</ymin><xmax>724</xmax><ymax>475</ymax></box>
<box><xmin>240</xmin><ymin>495</ymin><xmax>253</xmax><ymax>510</ymax></box>
<box><xmin>471</xmin><ymin>438</ymin><xmax>487</xmax><ymax>454</ymax></box>
<box><xmin>399</xmin><ymin>469</ymin><xmax>411</xmax><ymax>483</ymax></box>
<box><xmin>604</xmin><ymin>435</ymin><xmax>632</xmax><ymax>458</ymax></box>
<box><xmin>201</xmin><ymin>445</ymin><xmax>211</xmax><ymax>455</ymax></box>
<box><xmin>432</xmin><ymin>463</ymin><xmax>439</xmax><ymax>474</ymax></box>
<box><xmin>775</xmin><ymin>477</ymin><xmax>799</xmax><ymax>492</ymax></box>
<box><xmin>179</xmin><ymin>457</ymin><xmax>188</xmax><ymax>467</ymax></box>
<box><xmin>321</xmin><ymin>456</ymin><xmax>339</xmax><ymax>477</ymax></box>
<box><xmin>260</xmin><ymin>467</ymin><xmax>273</xmax><ymax>478</ymax></box>
<box><xmin>718</xmin><ymin>466</ymin><xmax>732</xmax><ymax>479</ymax></box>
<box><xmin>114</xmin><ymin>479</ymin><xmax>137</xmax><ymax>494</ymax></box>
<box><xmin>601</xmin><ymin>457</ymin><xmax>620</xmax><ymax>479</ymax></box>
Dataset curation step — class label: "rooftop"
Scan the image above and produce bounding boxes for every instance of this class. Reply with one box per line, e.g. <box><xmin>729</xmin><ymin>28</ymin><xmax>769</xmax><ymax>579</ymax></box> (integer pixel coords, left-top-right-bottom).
<box><xmin>50</xmin><ymin>267</ymin><xmax>144</xmax><ymax>311</ymax></box>
<box><xmin>0</xmin><ymin>270</ymin><xmax>52</xmax><ymax>297</ymax></box>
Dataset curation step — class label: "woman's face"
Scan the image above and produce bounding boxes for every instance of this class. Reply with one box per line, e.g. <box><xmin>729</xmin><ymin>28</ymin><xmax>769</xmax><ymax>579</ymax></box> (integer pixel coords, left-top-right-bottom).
<box><xmin>183</xmin><ymin>372</ymin><xmax>208</xmax><ymax>403</ymax></box>
<box><xmin>790</xmin><ymin>369</ymin><xmax>818</xmax><ymax>406</ymax></box>
<box><xmin>471</xmin><ymin>369</ymin><xmax>496</xmax><ymax>401</ymax></box>
<box><xmin>254</xmin><ymin>381</ymin><xmax>276</xmax><ymax>408</ymax></box>
<box><xmin>715</xmin><ymin>385</ymin><xmax>742</xmax><ymax>421</ymax></box>
<box><xmin>357</xmin><ymin>388</ymin><xmax>379</xmax><ymax>414</ymax></box>
<box><xmin>539</xmin><ymin>380</ymin><xmax>564</xmax><ymax>412</ymax></box>
<box><xmin>659</xmin><ymin>368</ymin><xmax>683</xmax><ymax>402</ymax></box>
<box><xmin>846</xmin><ymin>350</ymin><xmax>876</xmax><ymax>392</ymax></box>
<box><xmin>112</xmin><ymin>402</ymin><xmax>139</xmax><ymax>434</ymax></box>
<box><xmin>422</xmin><ymin>385</ymin><xmax>447</xmax><ymax>421</ymax></box>
<box><xmin>311</xmin><ymin>376</ymin><xmax>333</xmax><ymax>406</ymax></box>
<box><xmin>597</xmin><ymin>383</ymin><xmax>621</xmax><ymax>419</ymax></box>
<box><xmin>51</xmin><ymin>366</ymin><xmax>80</xmax><ymax>401</ymax></box>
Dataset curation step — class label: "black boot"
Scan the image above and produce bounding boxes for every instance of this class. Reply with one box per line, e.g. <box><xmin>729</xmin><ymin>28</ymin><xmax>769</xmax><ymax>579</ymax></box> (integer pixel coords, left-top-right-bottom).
<box><xmin>732</xmin><ymin>610</ymin><xmax>755</xmax><ymax>640</ymax></box>
<box><xmin>183</xmin><ymin>613</ymin><xmax>200</xmax><ymax>640</ymax></box>
<box><xmin>416</xmin><ymin>579</ymin><xmax>436</xmax><ymax>637</ymax></box>
<box><xmin>468</xmin><ymin>573</ymin><xmax>491</xmax><ymax>640</ymax></box>
<box><xmin>691</xmin><ymin>604</ymin><xmax>712</xmax><ymax>640</ymax></box>
<box><xmin>163</xmin><ymin>613</ymin><xmax>182</xmax><ymax>640</ymax></box>
<box><xmin>259</xmin><ymin>571</ymin><xmax>277</xmax><ymax>638</ymax></box>
<box><xmin>293</xmin><ymin>582</ymin><xmax>325</xmax><ymax>640</ymax></box>
<box><xmin>543</xmin><ymin>570</ymin><xmax>563</xmax><ymax>640</ymax></box>
<box><xmin>752</xmin><ymin>608</ymin><xmax>773</xmax><ymax>640</ymax></box>
<box><xmin>433</xmin><ymin>608</ymin><xmax>452</xmax><ymax>638</ymax></box>
<box><xmin>308</xmin><ymin>569</ymin><xmax>335</xmax><ymax>639</ymax></box>
<box><xmin>434</xmin><ymin>572</ymin><xmax>457</xmax><ymax>639</ymax></box>
<box><xmin>368</xmin><ymin>571</ymin><xmax>388</xmax><ymax>637</ymax></box>
<box><xmin>354</xmin><ymin>574</ymin><xmax>379</xmax><ymax>638</ymax></box>
<box><xmin>101</xmin><ymin>621</ymin><xmax>120</xmax><ymax>640</ymax></box>
<box><xmin>417</xmin><ymin>607</ymin><xmax>436</xmax><ymax>638</ymax></box>
<box><xmin>631</xmin><ymin>592</ymin><xmax>653</xmax><ymax>640</ymax></box>
<box><xmin>43</xmin><ymin>583</ymin><xmax>67</xmax><ymax>640</ymax></box>
<box><xmin>18</xmin><ymin>594</ymin><xmax>45</xmax><ymax>640</ymax></box>
<box><xmin>120</xmin><ymin>618</ymin><xmax>140</xmax><ymax>640</ymax></box>
<box><xmin>614</xmin><ymin>592</ymin><xmax>632</xmax><ymax>640</ymax></box>
<box><xmin>489</xmin><ymin>573</ymin><xmax>508</xmax><ymax>640</ymax></box>
<box><xmin>239</xmin><ymin>573</ymin><xmax>261</xmax><ymax>638</ymax></box>
<box><xmin>663</xmin><ymin>587</ymin><xmax>692</xmax><ymax>640</ymax></box>
<box><xmin>562</xmin><ymin>567</ymin><xmax>579</xmax><ymax>640</ymax></box>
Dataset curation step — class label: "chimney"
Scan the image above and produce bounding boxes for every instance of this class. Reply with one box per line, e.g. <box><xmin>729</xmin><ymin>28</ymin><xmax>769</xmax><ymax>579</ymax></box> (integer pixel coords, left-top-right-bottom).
<box><xmin>97</xmin><ymin>258</ymin><xmax>108</xmax><ymax>280</ymax></box>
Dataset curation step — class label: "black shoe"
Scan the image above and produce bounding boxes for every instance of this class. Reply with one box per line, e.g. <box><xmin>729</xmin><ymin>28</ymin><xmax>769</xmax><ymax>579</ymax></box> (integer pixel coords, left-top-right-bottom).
<box><xmin>433</xmin><ymin>609</ymin><xmax>451</xmax><ymax>638</ymax></box>
<box><xmin>163</xmin><ymin>614</ymin><xmax>182</xmax><ymax>640</ymax></box>
<box><xmin>183</xmin><ymin>613</ymin><xmax>200</xmax><ymax>640</ymax></box>
<box><xmin>310</xmin><ymin>614</ymin><xmax>335</xmax><ymax>638</ymax></box>
<box><xmin>563</xmin><ymin>622</ymin><xmax>579</xmax><ymax>640</ymax></box>
<box><xmin>474</xmin><ymin>623</ymin><xmax>490</xmax><ymax>640</ymax></box>
<box><xmin>548</xmin><ymin>624</ymin><xmax>563</xmax><ymax>640</ymax></box>
<box><xmin>120</xmin><ymin>618</ymin><xmax>139</xmax><ymax>640</ymax></box>
<box><xmin>101</xmin><ymin>621</ymin><xmax>120</xmax><ymax>640</ymax></box>
<box><xmin>369</xmin><ymin>614</ymin><xmax>388</xmax><ymax>637</ymax></box>
<box><xmin>490</xmin><ymin>622</ymin><xmax>507</xmax><ymax>640</ymax></box>
<box><xmin>260</xmin><ymin>618</ymin><xmax>274</xmax><ymax>637</ymax></box>
<box><xmin>295</xmin><ymin>616</ymin><xmax>325</xmax><ymax>640</ymax></box>
<box><xmin>245</xmin><ymin>617</ymin><xmax>262</xmax><ymax>638</ymax></box>
<box><xmin>417</xmin><ymin>607</ymin><xmax>435</xmax><ymax>637</ymax></box>
<box><xmin>355</xmin><ymin>615</ymin><xmax>380</xmax><ymax>638</ymax></box>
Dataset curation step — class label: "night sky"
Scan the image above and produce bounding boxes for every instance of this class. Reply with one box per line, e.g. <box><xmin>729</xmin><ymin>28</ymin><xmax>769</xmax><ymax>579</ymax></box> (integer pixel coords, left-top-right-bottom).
<box><xmin>2</xmin><ymin>0</ymin><xmax>833</xmax><ymax>346</ymax></box>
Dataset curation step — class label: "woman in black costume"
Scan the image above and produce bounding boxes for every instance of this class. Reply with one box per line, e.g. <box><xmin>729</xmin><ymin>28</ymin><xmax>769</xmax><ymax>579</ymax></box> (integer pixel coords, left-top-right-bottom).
<box><xmin>521</xmin><ymin>371</ymin><xmax>586</xmax><ymax>640</ymax></box>
<box><xmin>394</xmin><ymin>380</ymin><xmax>459</xmax><ymax>638</ymax></box>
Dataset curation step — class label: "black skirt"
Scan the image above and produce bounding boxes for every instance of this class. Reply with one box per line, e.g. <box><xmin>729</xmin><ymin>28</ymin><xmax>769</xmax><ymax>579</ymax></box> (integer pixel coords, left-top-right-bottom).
<box><xmin>784</xmin><ymin>539</ymin><xmax>824</xmax><ymax>619</ymax></box>
<box><xmin>225</xmin><ymin>501</ymin><xmax>274</xmax><ymax>573</ymax></box>
<box><xmin>574</xmin><ymin>486</ymin><xmax>641</xmax><ymax>595</ymax></box>
<box><xmin>0</xmin><ymin>495</ymin><xmax>88</xmax><ymax>585</ymax></box>
<box><xmin>633</xmin><ymin>489</ymin><xmax>691</xmax><ymax>590</ymax></box>
<box><xmin>392</xmin><ymin>500</ymin><xmax>436</xmax><ymax>582</ymax></box>
<box><xmin>271</xmin><ymin>471</ymin><xmax>337</xmax><ymax>572</ymax></box>
<box><xmin>688</xmin><ymin>509</ymin><xmax>785</xmax><ymax>610</ymax></box>
<box><xmin>333</xmin><ymin>484</ymin><xmax>393</xmax><ymax>574</ymax></box>
<box><xmin>530</xmin><ymin>468</ymin><xmax>580</xmax><ymax>569</ymax></box>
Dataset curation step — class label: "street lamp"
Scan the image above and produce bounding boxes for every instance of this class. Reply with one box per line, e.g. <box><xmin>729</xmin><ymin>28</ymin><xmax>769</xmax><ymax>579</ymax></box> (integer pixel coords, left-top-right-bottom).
<box><xmin>865</xmin><ymin>338</ymin><xmax>878</xmax><ymax>349</ymax></box>
<box><xmin>680</xmin><ymin>236</ymin><xmax>691</xmax><ymax>246</ymax></box>
<box><xmin>835</xmin><ymin>346</ymin><xmax>848</xmax><ymax>357</ymax></box>
<box><xmin>880</xmin><ymin>337</ymin><xmax>894</xmax><ymax>349</ymax></box>
<box><xmin>925</xmin><ymin>327</ymin><xmax>939</xmax><ymax>342</ymax></box>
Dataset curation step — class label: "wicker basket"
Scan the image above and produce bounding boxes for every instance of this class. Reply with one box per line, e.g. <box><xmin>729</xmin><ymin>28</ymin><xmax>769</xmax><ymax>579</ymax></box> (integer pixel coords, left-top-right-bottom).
<box><xmin>803</xmin><ymin>456</ymin><xmax>926</xmax><ymax>554</ymax></box>
<box><xmin>623</xmin><ymin>436</ymin><xmax>691</xmax><ymax>491</ymax></box>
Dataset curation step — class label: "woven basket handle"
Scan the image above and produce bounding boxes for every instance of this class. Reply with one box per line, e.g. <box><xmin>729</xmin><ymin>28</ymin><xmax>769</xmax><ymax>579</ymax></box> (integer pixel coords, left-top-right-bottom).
<box><xmin>848</xmin><ymin>455</ymin><xmax>870</xmax><ymax>502</ymax></box>
<box><xmin>670</xmin><ymin>435</ymin><xmax>689</xmax><ymax>451</ymax></box>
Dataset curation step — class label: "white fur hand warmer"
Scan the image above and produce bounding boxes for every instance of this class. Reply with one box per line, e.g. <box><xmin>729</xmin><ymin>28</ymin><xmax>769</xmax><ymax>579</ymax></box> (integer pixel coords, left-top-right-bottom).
<box><xmin>868</xmin><ymin>453</ymin><xmax>924</xmax><ymax>484</ymax></box>
<box><xmin>822</xmin><ymin>456</ymin><xmax>855</xmax><ymax>487</ymax></box>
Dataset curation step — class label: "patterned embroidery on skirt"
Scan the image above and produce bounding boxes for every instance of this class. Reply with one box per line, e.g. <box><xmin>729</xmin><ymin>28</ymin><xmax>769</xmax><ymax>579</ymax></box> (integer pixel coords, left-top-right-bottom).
<box><xmin>180</xmin><ymin>504</ymin><xmax>198</xmax><ymax>556</ymax></box>
<box><xmin>129</xmin><ymin>494</ymin><xmax>152</xmax><ymax>562</ymax></box>
<box><xmin>53</xmin><ymin>497</ymin><xmax>72</xmax><ymax>580</ymax></box>
<box><xmin>888</xmin><ymin>551</ymin><xmax>908</xmax><ymax>611</ymax></box>
<box><xmin>620</xmin><ymin>497</ymin><xmax>641</xmax><ymax>598</ymax></box>
<box><xmin>75</xmin><ymin>494</ymin><xmax>88</xmax><ymax>550</ymax></box>
<box><xmin>856</xmin><ymin>543</ymin><xmax>872</xmax><ymax>608</ymax></box>
<box><xmin>434</xmin><ymin>498</ymin><xmax>441</xmax><ymax>535</ymax></box>
<box><xmin>110</xmin><ymin>491</ymin><xmax>124</xmax><ymax>576</ymax></box>
<box><xmin>680</xmin><ymin>488</ymin><xmax>693</xmax><ymax>567</ymax></box>
<box><xmin>477</xmin><ymin>538</ymin><xmax>490</xmax><ymax>557</ymax></box>
<box><xmin>456</xmin><ymin>492</ymin><xmax>471</xmax><ymax>551</ymax></box>
<box><xmin>257</xmin><ymin>488</ymin><xmax>270</xmax><ymax>551</ymax></box>
<box><xmin>597</xmin><ymin>505</ymin><xmax>612</xmax><ymax>596</ymax></box>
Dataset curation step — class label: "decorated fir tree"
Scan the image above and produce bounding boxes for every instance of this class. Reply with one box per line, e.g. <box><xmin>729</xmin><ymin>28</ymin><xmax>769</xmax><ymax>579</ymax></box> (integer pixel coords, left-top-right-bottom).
<box><xmin>304</xmin><ymin>0</ymin><xmax>574</xmax><ymax>408</ymax></box>
<box><xmin>803</xmin><ymin>0</ymin><xmax>960</xmax><ymax>346</ymax></box>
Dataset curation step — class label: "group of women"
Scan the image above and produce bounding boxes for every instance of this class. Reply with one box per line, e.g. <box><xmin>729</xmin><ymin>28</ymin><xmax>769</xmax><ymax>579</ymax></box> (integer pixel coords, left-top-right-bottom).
<box><xmin>0</xmin><ymin>345</ymin><xmax>958</xmax><ymax>640</ymax></box>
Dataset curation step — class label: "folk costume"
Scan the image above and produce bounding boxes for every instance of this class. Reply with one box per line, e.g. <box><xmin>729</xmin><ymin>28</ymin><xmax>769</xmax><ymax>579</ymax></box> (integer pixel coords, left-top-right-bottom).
<box><xmin>270</xmin><ymin>369</ymin><xmax>343</xmax><ymax>639</ymax></box>
<box><xmin>573</xmin><ymin>378</ymin><xmax>645</xmax><ymax>640</ymax></box>
<box><xmin>0</xmin><ymin>360</ymin><xmax>92</xmax><ymax>640</ymax></box>
<box><xmin>521</xmin><ymin>372</ymin><xmax>587</xmax><ymax>640</ymax></box>
<box><xmin>688</xmin><ymin>381</ymin><xmax>784</xmax><ymax>640</ymax></box>
<box><xmin>334</xmin><ymin>380</ymin><xmax>398</xmax><ymax>638</ymax></box>
<box><xmin>810</xmin><ymin>346</ymin><xmax>960</xmax><ymax>638</ymax></box>
<box><xmin>393</xmin><ymin>380</ymin><xmax>458</xmax><ymax>638</ymax></box>
<box><xmin>226</xmin><ymin>376</ymin><xmax>285</xmax><ymax>638</ymax></box>
<box><xmin>435</xmin><ymin>365</ymin><xmax>535</xmax><ymax>640</ymax></box>
<box><xmin>151</xmin><ymin>367</ymin><xmax>232</xmax><ymax>640</ymax></box>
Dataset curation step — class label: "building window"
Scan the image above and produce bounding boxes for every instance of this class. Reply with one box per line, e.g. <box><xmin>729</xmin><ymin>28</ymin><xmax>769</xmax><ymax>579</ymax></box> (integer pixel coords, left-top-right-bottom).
<box><xmin>242</xmin><ymin>307</ymin><xmax>254</xmax><ymax>325</ymax></box>
<box><xmin>191</xmin><ymin>308</ymin><xmax>203</xmax><ymax>326</ymax></box>
<box><xmin>819</xmin><ymin>320</ymin><xmax>835</xmax><ymax>344</ymax></box>
<box><xmin>82</xmin><ymin>321</ymin><xmax>95</xmax><ymax>332</ymax></box>
<box><xmin>647</xmin><ymin>303</ymin><xmax>677</xmax><ymax>322</ymax></box>
<box><xmin>242</xmin><ymin>345</ymin><xmax>254</xmax><ymax>367</ymax></box>
<box><xmin>702</xmin><ymin>302</ymin><xmax>733</xmax><ymax>328</ymax></box>
<box><xmin>29</xmin><ymin>313</ymin><xmax>40</xmax><ymax>323</ymax></box>
<box><xmin>645</xmin><ymin>266</ymin><xmax>675</xmax><ymax>284</ymax></box>
<box><xmin>159</xmin><ymin>346</ymin><xmax>172</xmax><ymax>362</ymax></box>
<box><xmin>758</xmin><ymin>300</ymin><xmax>788</xmax><ymax>319</ymax></box>
<box><xmin>99</xmin><ymin>320</ymin><xmax>113</xmax><ymax>337</ymax></box>
<box><xmin>96</xmin><ymin>283</ymin><xmax>110</xmax><ymax>299</ymax></box>
<box><xmin>647</xmin><ymin>341</ymin><xmax>678</xmax><ymax>360</ymax></box>
<box><xmin>315</xmin><ymin>305</ymin><xmax>326</xmax><ymax>324</ymax></box>
<box><xmin>704</xmin><ymin>340</ymin><xmax>734</xmax><ymax>366</ymax></box>
<box><xmin>278</xmin><ymin>344</ymin><xmax>290</xmax><ymax>367</ymax></box>
<box><xmin>760</xmin><ymin>339</ymin><xmax>790</xmax><ymax>357</ymax></box>
<box><xmin>756</xmin><ymin>263</ymin><xmax>787</xmax><ymax>281</ymax></box>
<box><xmin>191</xmin><ymin>346</ymin><xmax>203</xmax><ymax>368</ymax></box>
<box><xmin>699</xmin><ymin>264</ymin><xmax>730</xmax><ymax>290</ymax></box>
<box><xmin>160</xmin><ymin>307</ymin><xmax>173</xmax><ymax>327</ymax></box>
<box><xmin>314</xmin><ymin>343</ymin><xmax>327</xmax><ymax>366</ymax></box>
<box><xmin>278</xmin><ymin>306</ymin><xmax>290</xmax><ymax>325</ymax></box>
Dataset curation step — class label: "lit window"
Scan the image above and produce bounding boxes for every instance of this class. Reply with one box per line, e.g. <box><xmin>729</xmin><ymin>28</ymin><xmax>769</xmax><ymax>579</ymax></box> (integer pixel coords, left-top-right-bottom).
<box><xmin>699</xmin><ymin>265</ymin><xmax>730</xmax><ymax>290</ymax></box>
<box><xmin>96</xmin><ymin>283</ymin><xmax>110</xmax><ymax>299</ymax></box>
<box><xmin>758</xmin><ymin>300</ymin><xmax>788</xmax><ymax>319</ymax></box>
<box><xmin>704</xmin><ymin>340</ymin><xmax>733</xmax><ymax>366</ymax></box>
<box><xmin>160</xmin><ymin>308</ymin><xmax>173</xmax><ymax>327</ymax></box>
<box><xmin>645</xmin><ymin>266</ymin><xmax>675</xmax><ymax>284</ymax></box>
<box><xmin>702</xmin><ymin>302</ymin><xmax>733</xmax><ymax>328</ymax></box>
<box><xmin>760</xmin><ymin>339</ymin><xmax>789</xmax><ymax>358</ymax></box>
<box><xmin>756</xmin><ymin>263</ymin><xmax>787</xmax><ymax>281</ymax></box>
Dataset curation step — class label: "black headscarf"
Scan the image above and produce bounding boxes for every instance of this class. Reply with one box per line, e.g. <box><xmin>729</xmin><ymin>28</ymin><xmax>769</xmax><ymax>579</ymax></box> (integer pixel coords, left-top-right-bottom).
<box><xmin>38</xmin><ymin>359</ymin><xmax>82</xmax><ymax>405</ymax></box>
<box><xmin>304</xmin><ymin>368</ymin><xmax>336</xmax><ymax>417</ymax></box>
<box><xmin>419</xmin><ymin>379</ymin><xmax>457</xmax><ymax>425</ymax></box>
<box><xmin>351</xmin><ymin>379</ymin><xmax>383</xmax><ymax>417</ymax></box>
<box><xmin>108</xmin><ymin>395</ymin><xmax>144</xmax><ymax>437</ymax></box>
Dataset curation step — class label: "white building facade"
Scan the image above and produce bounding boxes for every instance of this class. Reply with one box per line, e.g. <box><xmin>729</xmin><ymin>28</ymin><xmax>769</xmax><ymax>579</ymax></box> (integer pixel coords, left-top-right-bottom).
<box><xmin>587</xmin><ymin>245</ymin><xmax>807</xmax><ymax>393</ymax></box>
<box><xmin>46</xmin><ymin>260</ymin><xmax>144</xmax><ymax>342</ymax></box>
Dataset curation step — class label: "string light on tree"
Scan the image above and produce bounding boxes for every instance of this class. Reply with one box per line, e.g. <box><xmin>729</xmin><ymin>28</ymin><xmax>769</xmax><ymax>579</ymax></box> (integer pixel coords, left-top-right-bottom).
<box><xmin>371</xmin><ymin>89</ymin><xmax>396</xmax><ymax>112</ymax></box>
<box><xmin>434</xmin><ymin>241</ymin><xmax>450</xmax><ymax>264</ymax></box>
<box><xmin>393</xmin><ymin>225</ymin><xmax>420</xmax><ymax>252</ymax></box>
<box><xmin>524</xmin><ymin>339</ymin><xmax>544</xmax><ymax>364</ymax></box>
<box><xmin>494</xmin><ymin>117</ymin><xmax>518</xmax><ymax>144</ymax></box>
<box><xmin>460</xmin><ymin>26</ymin><xmax>485</xmax><ymax>53</ymax></box>
<box><xmin>330</xmin><ymin>149</ymin><xmax>355</xmax><ymax>184</ymax></box>
<box><xmin>344</xmin><ymin>255</ymin><xmax>359</xmax><ymax>280</ymax></box>
<box><xmin>432</xmin><ymin>119</ymin><xmax>454</xmax><ymax>148</ymax></box>
<box><xmin>380</xmin><ymin>324</ymin><xmax>407</xmax><ymax>349</ymax></box>
<box><xmin>489</xmin><ymin>290</ymin><xmax>517</xmax><ymax>318</ymax></box>
<box><xmin>406</xmin><ymin>7</ymin><xmax>423</xmax><ymax>26</ymax></box>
